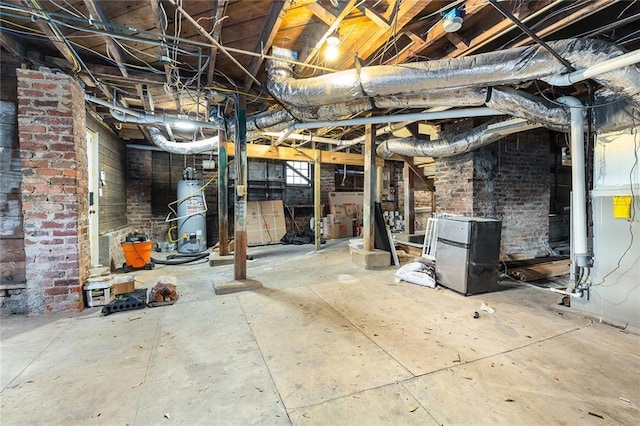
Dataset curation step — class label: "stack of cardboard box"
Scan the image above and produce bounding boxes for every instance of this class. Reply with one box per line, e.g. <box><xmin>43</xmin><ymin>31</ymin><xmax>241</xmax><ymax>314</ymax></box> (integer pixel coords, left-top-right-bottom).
<box><xmin>246</xmin><ymin>200</ymin><xmax>287</xmax><ymax>246</ymax></box>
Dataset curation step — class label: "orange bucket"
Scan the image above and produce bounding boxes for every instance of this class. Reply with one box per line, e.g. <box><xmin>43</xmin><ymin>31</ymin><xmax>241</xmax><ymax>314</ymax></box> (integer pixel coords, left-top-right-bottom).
<box><xmin>120</xmin><ymin>241</ymin><xmax>153</xmax><ymax>268</ymax></box>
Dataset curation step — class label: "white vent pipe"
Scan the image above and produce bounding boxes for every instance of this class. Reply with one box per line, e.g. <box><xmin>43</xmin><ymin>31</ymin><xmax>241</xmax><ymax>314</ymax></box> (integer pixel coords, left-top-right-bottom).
<box><xmin>547</xmin><ymin>49</ymin><xmax>640</xmax><ymax>86</ymax></box>
<box><xmin>557</xmin><ymin>96</ymin><xmax>590</xmax><ymax>271</ymax></box>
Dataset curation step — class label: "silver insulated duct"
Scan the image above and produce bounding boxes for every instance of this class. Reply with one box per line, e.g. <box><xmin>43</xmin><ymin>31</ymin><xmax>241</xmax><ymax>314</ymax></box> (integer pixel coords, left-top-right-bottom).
<box><xmin>376</xmin><ymin>118</ymin><xmax>543</xmax><ymax>158</ymax></box>
<box><xmin>147</xmin><ymin>127</ymin><xmax>219</xmax><ymax>155</ymax></box>
<box><xmin>264</xmin><ymin>38</ymin><xmax>640</xmax><ymax>141</ymax></box>
<box><xmin>268</xmin><ymin>39</ymin><xmax>640</xmax><ymax>110</ymax></box>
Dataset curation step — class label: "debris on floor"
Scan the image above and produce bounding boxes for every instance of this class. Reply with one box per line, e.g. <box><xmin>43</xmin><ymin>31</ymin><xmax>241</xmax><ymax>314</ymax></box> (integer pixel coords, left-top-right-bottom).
<box><xmin>503</xmin><ymin>257</ymin><xmax>570</xmax><ymax>281</ymax></box>
<box><xmin>148</xmin><ymin>276</ymin><xmax>179</xmax><ymax>307</ymax></box>
<box><xmin>280</xmin><ymin>227</ymin><xmax>324</xmax><ymax>245</ymax></box>
<box><xmin>101</xmin><ymin>289</ymin><xmax>148</xmax><ymax>316</ymax></box>
<box><xmin>394</xmin><ymin>261</ymin><xmax>436</xmax><ymax>288</ymax></box>
<box><xmin>480</xmin><ymin>302</ymin><xmax>495</xmax><ymax>313</ymax></box>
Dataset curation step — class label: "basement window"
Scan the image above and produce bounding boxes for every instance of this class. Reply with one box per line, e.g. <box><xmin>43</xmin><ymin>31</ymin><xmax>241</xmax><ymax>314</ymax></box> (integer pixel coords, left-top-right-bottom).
<box><xmin>285</xmin><ymin>161</ymin><xmax>311</xmax><ymax>186</ymax></box>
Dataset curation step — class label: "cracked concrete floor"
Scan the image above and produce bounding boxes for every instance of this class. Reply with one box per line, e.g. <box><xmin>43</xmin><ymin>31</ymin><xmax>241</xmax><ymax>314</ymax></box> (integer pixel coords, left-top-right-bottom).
<box><xmin>1</xmin><ymin>240</ymin><xmax>639</xmax><ymax>425</ymax></box>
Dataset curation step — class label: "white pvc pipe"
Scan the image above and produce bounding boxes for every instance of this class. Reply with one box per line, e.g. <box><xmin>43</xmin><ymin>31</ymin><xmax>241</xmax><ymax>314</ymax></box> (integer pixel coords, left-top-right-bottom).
<box><xmin>557</xmin><ymin>96</ymin><xmax>589</xmax><ymax>268</ymax></box>
<box><xmin>273</xmin><ymin>107</ymin><xmax>499</xmax><ymax>146</ymax></box>
<box><xmin>546</xmin><ymin>49</ymin><xmax>640</xmax><ymax>86</ymax></box>
<box><xmin>290</xmin><ymin>107</ymin><xmax>500</xmax><ymax>131</ymax></box>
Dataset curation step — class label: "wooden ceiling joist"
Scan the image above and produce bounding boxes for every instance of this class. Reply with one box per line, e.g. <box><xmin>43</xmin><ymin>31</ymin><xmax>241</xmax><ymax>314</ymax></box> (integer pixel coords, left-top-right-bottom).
<box><xmin>224</xmin><ymin>142</ymin><xmax>384</xmax><ymax>167</ymax></box>
<box><xmin>243</xmin><ymin>0</ymin><xmax>291</xmax><ymax>91</ymax></box>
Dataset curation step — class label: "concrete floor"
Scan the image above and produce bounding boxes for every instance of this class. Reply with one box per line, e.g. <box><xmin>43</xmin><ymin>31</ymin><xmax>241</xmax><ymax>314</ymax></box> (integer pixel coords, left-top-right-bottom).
<box><xmin>1</xmin><ymin>240</ymin><xmax>638</xmax><ymax>425</ymax></box>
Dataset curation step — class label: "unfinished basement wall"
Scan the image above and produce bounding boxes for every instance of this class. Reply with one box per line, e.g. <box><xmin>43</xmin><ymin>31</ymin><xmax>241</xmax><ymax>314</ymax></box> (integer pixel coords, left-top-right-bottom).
<box><xmin>85</xmin><ymin>113</ymin><xmax>132</xmax><ymax>270</ymax></box>
<box><xmin>127</xmin><ymin>148</ymin><xmax>153</xmax><ymax>238</ymax></box>
<box><xmin>17</xmin><ymin>69</ymin><xmax>89</xmax><ymax>314</ymax></box>
<box><xmin>434</xmin><ymin>151</ymin><xmax>475</xmax><ymax>216</ymax></box>
<box><xmin>473</xmin><ymin>130</ymin><xmax>550</xmax><ymax>257</ymax></box>
<box><xmin>0</xmin><ymin>66</ymin><xmax>27</xmax><ymax>313</ymax></box>
<box><xmin>434</xmin><ymin>119</ymin><xmax>551</xmax><ymax>257</ymax></box>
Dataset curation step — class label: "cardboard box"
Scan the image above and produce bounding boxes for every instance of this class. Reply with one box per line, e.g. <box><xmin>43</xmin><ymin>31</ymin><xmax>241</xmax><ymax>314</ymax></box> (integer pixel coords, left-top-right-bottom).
<box><xmin>110</xmin><ymin>280</ymin><xmax>135</xmax><ymax>300</ymax></box>
<box><xmin>325</xmin><ymin>217</ymin><xmax>354</xmax><ymax>239</ymax></box>
<box><xmin>246</xmin><ymin>200</ymin><xmax>287</xmax><ymax>246</ymax></box>
<box><xmin>333</xmin><ymin>205</ymin><xmax>348</xmax><ymax>218</ymax></box>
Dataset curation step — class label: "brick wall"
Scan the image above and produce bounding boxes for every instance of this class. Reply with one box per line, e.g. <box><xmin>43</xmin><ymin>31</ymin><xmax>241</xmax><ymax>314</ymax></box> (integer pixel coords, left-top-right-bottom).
<box><xmin>433</xmin><ymin>125</ymin><xmax>550</xmax><ymax>256</ymax></box>
<box><xmin>435</xmin><ymin>152</ymin><xmax>475</xmax><ymax>216</ymax></box>
<box><xmin>320</xmin><ymin>164</ymin><xmax>335</xmax><ymax>207</ymax></box>
<box><xmin>473</xmin><ymin>131</ymin><xmax>550</xmax><ymax>256</ymax></box>
<box><xmin>17</xmin><ymin>69</ymin><xmax>88</xmax><ymax>314</ymax></box>
<box><xmin>126</xmin><ymin>149</ymin><xmax>152</xmax><ymax>233</ymax></box>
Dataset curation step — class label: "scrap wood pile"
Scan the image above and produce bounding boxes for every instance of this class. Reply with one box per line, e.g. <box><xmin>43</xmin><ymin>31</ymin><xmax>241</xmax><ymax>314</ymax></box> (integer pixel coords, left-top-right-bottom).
<box><xmin>504</xmin><ymin>257</ymin><xmax>570</xmax><ymax>282</ymax></box>
<box><xmin>148</xmin><ymin>276</ymin><xmax>179</xmax><ymax>306</ymax></box>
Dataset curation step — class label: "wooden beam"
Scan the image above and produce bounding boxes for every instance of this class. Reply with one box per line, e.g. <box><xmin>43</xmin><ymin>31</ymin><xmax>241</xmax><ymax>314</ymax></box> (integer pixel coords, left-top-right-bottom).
<box><xmin>83</xmin><ymin>0</ymin><xmax>148</xmax><ymax>109</ymax></box>
<box><xmin>385</xmin><ymin>0</ymin><xmax>488</xmax><ymax>64</ymax></box>
<box><xmin>447</xmin><ymin>0</ymin><xmax>558</xmax><ymax>58</ymax></box>
<box><xmin>341</xmin><ymin>0</ymin><xmax>425</xmax><ymax>68</ymax></box>
<box><xmin>363</xmin><ymin>122</ymin><xmax>376</xmax><ymax>252</ymax></box>
<box><xmin>445</xmin><ymin>32</ymin><xmax>469</xmax><ymax>50</ymax></box>
<box><xmin>207</xmin><ymin>0</ymin><xmax>228</xmax><ymax>86</ymax></box>
<box><xmin>234</xmin><ymin>96</ymin><xmax>247</xmax><ymax>280</ymax></box>
<box><xmin>306</xmin><ymin>2</ymin><xmax>337</xmax><ymax>27</ymax></box>
<box><xmin>403</xmin><ymin>160</ymin><xmax>415</xmax><ymax>234</ymax></box>
<box><xmin>168</xmin><ymin>0</ymin><xmax>261</xmax><ymax>86</ymax></box>
<box><xmin>511</xmin><ymin>0</ymin><xmax>621</xmax><ymax>48</ymax></box>
<box><xmin>359</xmin><ymin>5</ymin><xmax>390</xmax><ymax>29</ymax></box>
<box><xmin>23</xmin><ymin>0</ymin><xmax>78</xmax><ymax>71</ymax></box>
<box><xmin>149</xmin><ymin>0</ymin><xmax>180</xmax><ymax>111</ymax></box>
<box><xmin>314</xmin><ymin>149</ymin><xmax>322</xmax><ymax>250</ymax></box>
<box><xmin>243</xmin><ymin>0</ymin><xmax>290</xmax><ymax>91</ymax></box>
<box><xmin>22</xmin><ymin>0</ymin><xmax>113</xmax><ymax>101</ymax></box>
<box><xmin>223</xmin><ymin>142</ymin><xmax>384</xmax><ymax>166</ymax></box>
<box><xmin>400</xmin><ymin>155</ymin><xmax>433</xmax><ymax>190</ymax></box>
<box><xmin>298</xmin><ymin>0</ymin><xmax>358</xmax><ymax>66</ymax></box>
<box><xmin>0</xmin><ymin>29</ymin><xmax>25</xmax><ymax>58</ymax></box>
<box><xmin>218</xmin><ymin>129</ymin><xmax>229</xmax><ymax>256</ymax></box>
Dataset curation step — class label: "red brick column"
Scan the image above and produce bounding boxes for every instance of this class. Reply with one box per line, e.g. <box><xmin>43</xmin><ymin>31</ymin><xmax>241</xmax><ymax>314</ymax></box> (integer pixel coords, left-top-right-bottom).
<box><xmin>17</xmin><ymin>69</ymin><xmax>88</xmax><ymax>314</ymax></box>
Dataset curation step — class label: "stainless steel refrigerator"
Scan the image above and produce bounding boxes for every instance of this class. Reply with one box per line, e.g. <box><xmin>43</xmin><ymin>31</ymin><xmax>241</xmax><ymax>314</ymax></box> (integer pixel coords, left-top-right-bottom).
<box><xmin>435</xmin><ymin>217</ymin><xmax>502</xmax><ymax>295</ymax></box>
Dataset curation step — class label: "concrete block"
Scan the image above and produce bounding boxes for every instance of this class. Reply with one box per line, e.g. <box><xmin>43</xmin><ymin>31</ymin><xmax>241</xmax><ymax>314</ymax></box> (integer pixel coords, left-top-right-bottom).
<box><xmin>209</xmin><ymin>253</ymin><xmax>234</xmax><ymax>267</ymax></box>
<box><xmin>213</xmin><ymin>278</ymin><xmax>263</xmax><ymax>295</ymax></box>
<box><xmin>350</xmin><ymin>248</ymin><xmax>391</xmax><ymax>270</ymax></box>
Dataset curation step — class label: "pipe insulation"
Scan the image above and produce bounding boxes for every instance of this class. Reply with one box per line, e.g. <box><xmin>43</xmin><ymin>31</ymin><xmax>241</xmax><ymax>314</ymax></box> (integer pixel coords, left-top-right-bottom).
<box><xmin>147</xmin><ymin>127</ymin><xmax>219</xmax><ymax>155</ymax></box>
<box><xmin>376</xmin><ymin>118</ymin><xmax>543</xmax><ymax>158</ymax></box>
<box><xmin>268</xmin><ymin>39</ymin><xmax>640</xmax><ymax>109</ymax></box>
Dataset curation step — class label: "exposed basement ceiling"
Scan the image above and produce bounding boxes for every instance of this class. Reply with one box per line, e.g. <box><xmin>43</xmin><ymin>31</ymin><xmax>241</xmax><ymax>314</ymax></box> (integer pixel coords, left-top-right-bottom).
<box><xmin>1</xmin><ymin>0</ymin><xmax>639</xmax><ymax>149</ymax></box>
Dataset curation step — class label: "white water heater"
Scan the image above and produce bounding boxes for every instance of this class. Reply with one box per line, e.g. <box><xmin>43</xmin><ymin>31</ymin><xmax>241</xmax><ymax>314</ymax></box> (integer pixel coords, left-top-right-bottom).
<box><xmin>177</xmin><ymin>177</ymin><xmax>207</xmax><ymax>253</ymax></box>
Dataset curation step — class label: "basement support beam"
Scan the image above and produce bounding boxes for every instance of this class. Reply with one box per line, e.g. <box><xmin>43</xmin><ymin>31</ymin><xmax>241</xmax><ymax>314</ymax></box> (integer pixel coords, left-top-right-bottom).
<box><xmin>363</xmin><ymin>123</ymin><xmax>376</xmax><ymax>252</ymax></box>
<box><xmin>376</xmin><ymin>164</ymin><xmax>384</xmax><ymax>203</ymax></box>
<box><xmin>218</xmin><ymin>129</ymin><xmax>229</xmax><ymax>256</ymax></box>
<box><xmin>403</xmin><ymin>161</ymin><xmax>415</xmax><ymax>235</ymax></box>
<box><xmin>314</xmin><ymin>149</ymin><xmax>322</xmax><ymax>251</ymax></box>
<box><xmin>234</xmin><ymin>96</ymin><xmax>247</xmax><ymax>280</ymax></box>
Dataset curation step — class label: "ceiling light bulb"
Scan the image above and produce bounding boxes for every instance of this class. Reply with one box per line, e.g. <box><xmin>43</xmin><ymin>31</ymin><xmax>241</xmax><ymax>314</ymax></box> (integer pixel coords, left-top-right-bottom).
<box><xmin>325</xmin><ymin>34</ymin><xmax>340</xmax><ymax>61</ymax></box>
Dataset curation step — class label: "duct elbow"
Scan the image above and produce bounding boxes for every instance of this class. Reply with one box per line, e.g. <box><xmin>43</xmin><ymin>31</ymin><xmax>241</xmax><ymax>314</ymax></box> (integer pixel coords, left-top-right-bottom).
<box><xmin>376</xmin><ymin>140</ymin><xmax>396</xmax><ymax>158</ymax></box>
<box><xmin>147</xmin><ymin>127</ymin><xmax>219</xmax><ymax>155</ymax></box>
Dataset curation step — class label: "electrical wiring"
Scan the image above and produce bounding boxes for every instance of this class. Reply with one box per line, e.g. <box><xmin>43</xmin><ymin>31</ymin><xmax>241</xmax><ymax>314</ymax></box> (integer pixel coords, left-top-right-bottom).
<box><xmin>616</xmin><ymin>0</ymin><xmax>638</xmax><ymax>20</ymax></box>
<box><xmin>31</xmin><ymin>0</ymin><xmax>80</xmax><ymax>73</ymax></box>
<box><xmin>49</xmin><ymin>0</ymin><xmax>86</xmax><ymax>18</ymax></box>
<box><xmin>532</xmin><ymin>79</ymin><xmax>640</xmax><ymax>111</ymax></box>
